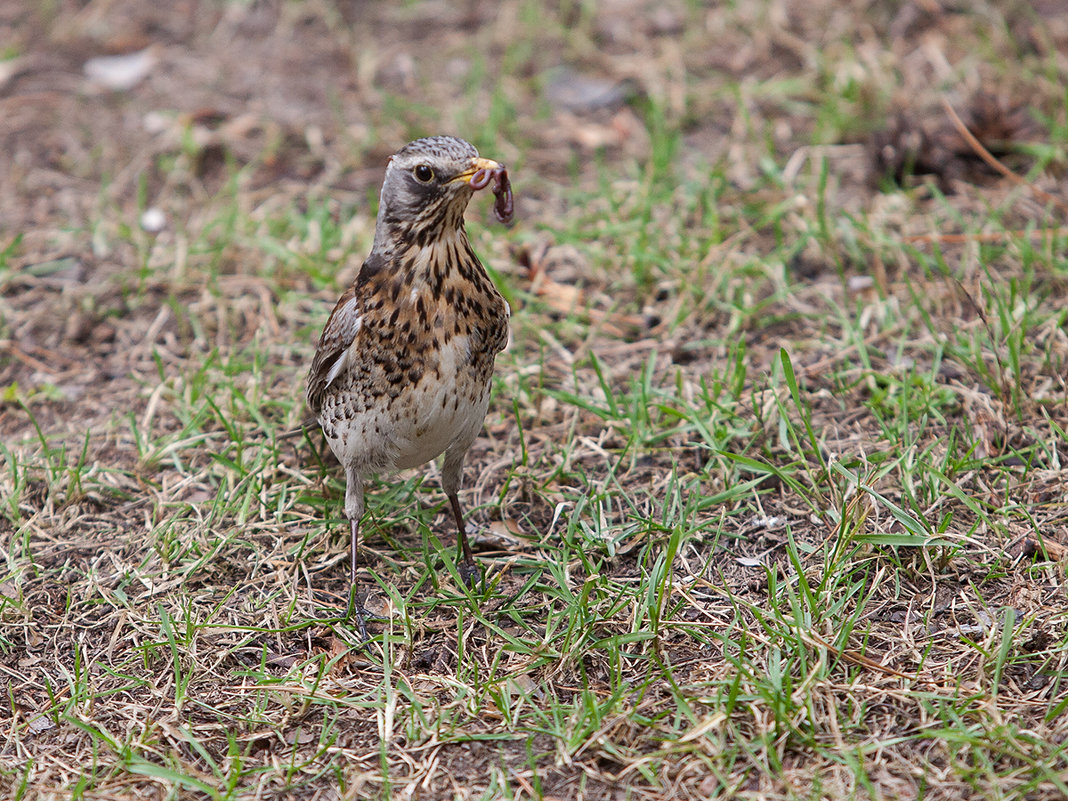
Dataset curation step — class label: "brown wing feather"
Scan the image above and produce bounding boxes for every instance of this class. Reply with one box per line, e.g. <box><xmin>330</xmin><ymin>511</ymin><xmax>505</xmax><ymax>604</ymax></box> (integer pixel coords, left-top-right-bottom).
<box><xmin>306</xmin><ymin>253</ymin><xmax>390</xmax><ymax>416</ymax></box>
<box><xmin>306</xmin><ymin>285</ymin><xmax>357</xmax><ymax>416</ymax></box>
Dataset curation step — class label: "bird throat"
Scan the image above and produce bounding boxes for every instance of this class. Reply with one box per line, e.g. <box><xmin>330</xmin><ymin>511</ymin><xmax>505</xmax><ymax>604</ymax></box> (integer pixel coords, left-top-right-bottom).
<box><xmin>381</xmin><ymin>225</ymin><xmax>490</xmax><ymax>308</ymax></box>
<box><xmin>410</xmin><ymin>224</ymin><xmax>478</xmax><ymax>284</ymax></box>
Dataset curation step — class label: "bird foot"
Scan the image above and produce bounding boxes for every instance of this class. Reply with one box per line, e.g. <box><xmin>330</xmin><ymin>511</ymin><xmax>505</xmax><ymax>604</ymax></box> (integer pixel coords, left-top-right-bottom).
<box><xmin>346</xmin><ymin>594</ymin><xmax>372</xmax><ymax>643</ymax></box>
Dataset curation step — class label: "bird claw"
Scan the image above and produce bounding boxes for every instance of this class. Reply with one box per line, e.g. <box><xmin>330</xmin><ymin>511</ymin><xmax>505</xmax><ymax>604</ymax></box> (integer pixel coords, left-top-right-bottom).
<box><xmin>346</xmin><ymin>593</ymin><xmax>372</xmax><ymax>644</ymax></box>
<box><xmin>352</xmin><ymin>612</ymin><xmax>369</xmax><ymax>645</ymax></box>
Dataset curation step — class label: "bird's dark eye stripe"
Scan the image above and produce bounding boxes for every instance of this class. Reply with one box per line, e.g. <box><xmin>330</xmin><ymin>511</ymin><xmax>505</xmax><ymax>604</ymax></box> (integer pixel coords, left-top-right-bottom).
<box><xmin>414</xmin><ymin>164</ymin><xmax>434</xmax><ymax>182</ymax></box>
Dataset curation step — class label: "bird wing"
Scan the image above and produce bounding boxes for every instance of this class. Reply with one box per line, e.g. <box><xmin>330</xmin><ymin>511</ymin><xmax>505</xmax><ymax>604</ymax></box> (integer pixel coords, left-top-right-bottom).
<box><xmin>305</xmin><ymin>253</ymin><xmax>386</xmax><ymax>416</ymax></box>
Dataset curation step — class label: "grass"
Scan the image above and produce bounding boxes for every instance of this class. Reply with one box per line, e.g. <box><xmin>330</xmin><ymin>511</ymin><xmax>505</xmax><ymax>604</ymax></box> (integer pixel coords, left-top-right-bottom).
<box><xmin>3</xmin><ymin>0</ymin><xmax>1068</xmax><ymax>799</ymax></box>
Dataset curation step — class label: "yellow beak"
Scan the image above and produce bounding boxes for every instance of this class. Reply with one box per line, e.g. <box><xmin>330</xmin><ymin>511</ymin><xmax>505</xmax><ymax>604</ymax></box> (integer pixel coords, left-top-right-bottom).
<box><xmin>453</xmin><ymin>157</ymin><xmax>505</xmax><ymax>186</ymax></box>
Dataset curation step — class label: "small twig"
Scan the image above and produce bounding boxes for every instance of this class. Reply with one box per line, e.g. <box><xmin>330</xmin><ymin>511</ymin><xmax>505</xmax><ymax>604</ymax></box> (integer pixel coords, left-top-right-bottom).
<box><xmin>803</xmin><ymin>630</ymin><xmax>914</xmax><ymax>680</ymax></box>
<box><xmin>0</xmin><ymin>340</ymin><xmax>60</xmax><ymax>374</ymax></box>
<box><xmin>903</xmin><ymin>227</ymin><xmax>1068</xmax><ymax>245</ymax></box>
<box><xmin>941</xmin><ymin>97</ymin><xmax>1068</xmax><ymax>217</ymax></box>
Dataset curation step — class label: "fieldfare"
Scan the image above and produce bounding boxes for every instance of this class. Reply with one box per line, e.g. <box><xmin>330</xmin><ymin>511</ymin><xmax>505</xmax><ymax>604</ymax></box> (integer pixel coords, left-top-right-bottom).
<box><xmin>306</xmin><ymin>136</ymin><xmax>513</xmax><ymax>635</ymax></box>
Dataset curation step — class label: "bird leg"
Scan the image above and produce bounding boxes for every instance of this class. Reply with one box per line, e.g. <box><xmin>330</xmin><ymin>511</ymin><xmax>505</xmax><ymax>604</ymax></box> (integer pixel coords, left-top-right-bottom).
<box><xmin>347</xmin><ymin>517</ymin><xmax>369</xmax><ymax>642</ymax></box>
<box><xmin>442</xmin><ymin>449</ymin><xmax>480</xmax><ymax>587</ymax></box>
<box><xmin>344</xmin><ymin>469</ymin><xmax>369</xmax><ymax>641</ymax></box>
<box><xmin>448</xmin><ymin>492</ymin><xmax>479</xmax><ymax>587</ymax></box>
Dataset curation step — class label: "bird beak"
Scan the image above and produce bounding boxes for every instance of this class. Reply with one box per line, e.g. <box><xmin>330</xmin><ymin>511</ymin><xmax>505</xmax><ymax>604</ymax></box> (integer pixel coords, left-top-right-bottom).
<box><xmin>455</xmin><ymin>158</ymin><xmax>506</xmax><ymax>190</ymax></box>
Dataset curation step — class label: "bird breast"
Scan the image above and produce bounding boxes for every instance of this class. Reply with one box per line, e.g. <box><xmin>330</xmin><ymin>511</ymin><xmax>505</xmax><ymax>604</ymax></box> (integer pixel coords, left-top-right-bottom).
<box><xmin>320</xmin><ymin>327</ymin><xmax>490</xmax><ymax>475</ymax></box>
<box><xmin>388</xmin><ymin>332</ymin><xmax>489</xmax><ymax>469</ymax></box>
<box><xmin>315</xmin><ymin>253</ymin><xmax>506</xmax><ymax>479</ymax></box>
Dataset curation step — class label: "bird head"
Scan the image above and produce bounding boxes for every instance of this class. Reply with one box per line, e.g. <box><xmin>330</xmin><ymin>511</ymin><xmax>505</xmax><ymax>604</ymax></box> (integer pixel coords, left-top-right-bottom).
<box><xmin>373</xmin><ymin>136</ymin><xmax>512</xmax><ymax>249</ymax></box>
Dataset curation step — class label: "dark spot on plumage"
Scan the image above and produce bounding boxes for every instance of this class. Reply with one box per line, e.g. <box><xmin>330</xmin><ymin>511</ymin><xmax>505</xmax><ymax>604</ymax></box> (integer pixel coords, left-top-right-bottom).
<box><xmin>413</xmin><ymin>226</ymin><xmax>435</xmax><ymax>248</ymax></box>
<box><xmin>444</xmin><ymin>205</ymin><xmax>462</xmax><ymax>230</ymax></box>
<box><xmin>429</xmin><ymin>261</ymin><xmax>447</xmax><ymax>294</ymax></box>
<box><xmin>357</xmin><ymin>251</ymin><xmax>387</xmax><ymax>286</ymax></box>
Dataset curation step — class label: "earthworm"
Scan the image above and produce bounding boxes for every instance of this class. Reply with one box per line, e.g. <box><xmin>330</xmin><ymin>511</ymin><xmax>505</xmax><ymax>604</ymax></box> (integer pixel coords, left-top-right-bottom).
<box><xmin>471</xmin><ymin>167</ymin><xmax>514</xmax><ymax>223</ymax></box>
<box><xmin>491</xmin><ymin>170</ymin><xmax>513</xmax><ymax>223</ymax></box>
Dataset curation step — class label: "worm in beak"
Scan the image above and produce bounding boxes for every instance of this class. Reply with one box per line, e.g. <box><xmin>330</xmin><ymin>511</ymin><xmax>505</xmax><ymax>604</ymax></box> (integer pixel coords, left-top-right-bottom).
<box><xmin>468</xmin><ymin>160</ymin><xmax>514</xmax><ymax>224</ymax></box>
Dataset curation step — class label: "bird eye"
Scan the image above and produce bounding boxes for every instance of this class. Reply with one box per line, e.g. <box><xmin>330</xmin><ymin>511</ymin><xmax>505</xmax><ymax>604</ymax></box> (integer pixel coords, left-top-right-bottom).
<box><xmin>413</xmin><ymin>164</ymin><xmax>434</xmax><ymax>183</ymax></box>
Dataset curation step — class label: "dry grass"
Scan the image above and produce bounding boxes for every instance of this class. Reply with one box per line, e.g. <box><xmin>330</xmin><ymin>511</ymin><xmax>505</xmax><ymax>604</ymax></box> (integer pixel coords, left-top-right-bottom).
<box><xmin>2</xmin><ymin>1</ymin><xmax>1068</xmax><ymax>799</ymax></box>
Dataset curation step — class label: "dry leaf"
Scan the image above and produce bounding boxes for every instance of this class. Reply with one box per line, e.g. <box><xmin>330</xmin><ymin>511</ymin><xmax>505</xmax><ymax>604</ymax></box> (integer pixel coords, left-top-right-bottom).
<box><xmin>474</xmin><ymin>519</ymin><xmax>526</xmax><ymax>550</ymax></box>
<box><xmin>84</xmin><ymin>47</ymin><xmax>157</xmax><ymax>91</ymax></box>
<box><xmin>1022</xmin><ymin>536</ymin><xmax>1068</xmax><ymax>561</ymax></box>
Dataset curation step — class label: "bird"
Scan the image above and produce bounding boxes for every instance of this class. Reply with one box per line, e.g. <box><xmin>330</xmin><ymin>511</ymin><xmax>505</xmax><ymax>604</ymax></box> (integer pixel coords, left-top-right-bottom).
<box><xmin>306</xmin><ymin>136</ymin><xmax>513</xmax><ymax>636</ymax></box>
